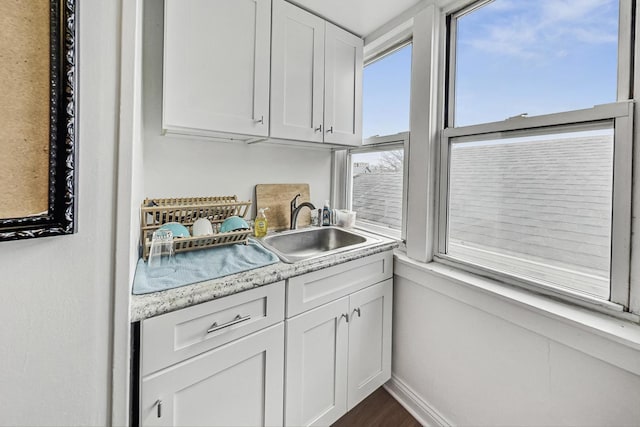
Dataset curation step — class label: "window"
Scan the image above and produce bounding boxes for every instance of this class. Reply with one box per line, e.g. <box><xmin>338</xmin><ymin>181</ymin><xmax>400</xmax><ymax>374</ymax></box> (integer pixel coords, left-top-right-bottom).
<box><xmin>450</xmin><ymin>0</ymin><xmax>620</xmax><ymax>127</ymax></box>
<box><xmin>440</xmin><ymin>0</ymin><xmax>633</xmax><ymax>310</ymax></box>
<box><xmin>448</xmin><ymin>124</ymin><xmax>614</xmax><ymax>298</ymax></box>
<box><xmin>346</xmin><ymin>43</ymin><xmax>412</xmax><ymax>239</ymax></box>
<box><xmin>363</xmin><ymin>43</ymin><xmax>412</xmax><ymax>138</ymax></box>
<box><xmin>348</xmin><ymin>136</ymin><xmax>408</xmax><ymax>238</ymax></box>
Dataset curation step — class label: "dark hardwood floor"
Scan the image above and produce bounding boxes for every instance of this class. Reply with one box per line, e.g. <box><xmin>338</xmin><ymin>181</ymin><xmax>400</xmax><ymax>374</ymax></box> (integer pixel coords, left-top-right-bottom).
<box><xmin>332</xmin><ymin>387</ymin><xmax>422</xmax><ymax>427</ymax></box>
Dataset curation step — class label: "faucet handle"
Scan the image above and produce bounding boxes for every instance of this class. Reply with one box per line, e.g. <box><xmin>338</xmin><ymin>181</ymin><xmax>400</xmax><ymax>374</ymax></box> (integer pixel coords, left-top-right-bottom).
<box><xmin>290</xmin><ymin>193</ymin><xmax>301</xmax><ymax>210</ymax></box>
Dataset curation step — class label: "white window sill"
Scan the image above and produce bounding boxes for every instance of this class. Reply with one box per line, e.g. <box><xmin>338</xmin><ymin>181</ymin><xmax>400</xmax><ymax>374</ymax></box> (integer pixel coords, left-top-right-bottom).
<box><xmin>393</xmin><ymin>250</ymin><xmax>640</xmax><ymax>376</ymax></box>
<box><xmin>353</xmin><ymin>222</ymin><xmax>402</xmax><ymax>241</ymax></box>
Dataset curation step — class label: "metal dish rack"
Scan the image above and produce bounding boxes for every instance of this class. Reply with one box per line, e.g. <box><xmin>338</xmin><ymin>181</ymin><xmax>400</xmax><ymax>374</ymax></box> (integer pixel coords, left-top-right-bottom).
<box><xmin>140</xmin><ymin>196</ymin><xmax>252</xmax><ymax>260</ymax></box>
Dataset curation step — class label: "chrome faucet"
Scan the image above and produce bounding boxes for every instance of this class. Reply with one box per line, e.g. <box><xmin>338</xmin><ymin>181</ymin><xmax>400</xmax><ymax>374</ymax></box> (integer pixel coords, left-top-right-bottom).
<box><xmin>290</xmin><ymin>193</ymin><xmax>316</xmax><ymax>230</ymax></box>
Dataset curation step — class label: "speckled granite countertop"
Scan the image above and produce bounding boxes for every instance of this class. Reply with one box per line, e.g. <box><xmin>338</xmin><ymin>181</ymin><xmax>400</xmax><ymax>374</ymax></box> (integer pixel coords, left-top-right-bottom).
<box><xmin>131</xmin><ymin>233</ymin><xmax>398</xmax><ymax>322</ymax></box>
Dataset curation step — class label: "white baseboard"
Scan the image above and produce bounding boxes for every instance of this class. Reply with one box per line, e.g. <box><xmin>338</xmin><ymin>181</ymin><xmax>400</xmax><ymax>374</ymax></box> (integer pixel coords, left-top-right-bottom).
<box><xmin>384</xmin><ymin>375</ymin><xmax>452</xmax><ymax>427</ymax></box>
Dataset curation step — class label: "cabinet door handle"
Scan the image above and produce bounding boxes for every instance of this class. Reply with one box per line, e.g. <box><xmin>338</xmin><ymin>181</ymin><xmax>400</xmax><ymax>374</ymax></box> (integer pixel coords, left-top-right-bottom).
<box><xmin>326</xmin><ymin>126</ymin><xmax>334</xmax><ymax>133</ymax></box>
<box><xmin>207</xmin><ymin>314</ymin><xmax>251</xmax><ymax>334</ymax></box>
<box><xmin>353</xmin><ymin>307</ymin><xmax>361</xmax><ymax>318</ymax></box>
<box><xmin>340</xmin><ymin>313</ymin><xmax>349</xmax><ymax>323</ymax></box>
<box><xmin>155</xmin><ymin>399</ymin><xmax>162</xmax><ymax>418</ymax></box>
<box><xmin>315</xmin><ymin>124</ymin><xmax>322</xmax><ymax>132</ymax></box>
<box><xmin>255</xmin><ymin>115</ymin><xmax>264</xmax><ymax>124</ymax></box>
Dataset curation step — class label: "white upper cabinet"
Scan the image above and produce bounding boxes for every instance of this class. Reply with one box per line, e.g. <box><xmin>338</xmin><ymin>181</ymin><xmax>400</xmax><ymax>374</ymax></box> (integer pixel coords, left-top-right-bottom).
<box><xmin>163</xmin><ymin>0</ymin><xmax>271</xmax><ymax>139</ymax></box>
<box><xmin>271</xmin><ymin>0</ymin><xmax>363</xmax><ymax>146</ymax></box>
<box><xmin>324</xmin><ymin>22</ymin><xmax>363</xmax><ymax>146</ymax></box>
<box><xmin>270</xmin><ymin>0</ymin><xmax>325</xmax><ymax>143</ymax></box>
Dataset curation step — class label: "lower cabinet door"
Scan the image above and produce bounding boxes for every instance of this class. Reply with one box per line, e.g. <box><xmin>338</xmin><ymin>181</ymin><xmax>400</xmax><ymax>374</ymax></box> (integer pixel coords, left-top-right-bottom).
<box><xmin>139</xmin><ymin>323</ymin><xmax>284</xmax><ymax>427</ymax></box>
<box><xmin>347</xmin><ymin>279</ymin><xmax>393</xmax><ymax>409</ymax></box>
<box><xmin>285</xmin><ymin>297</ymin><xmax>349</xmax><ymax>427</ymax></box>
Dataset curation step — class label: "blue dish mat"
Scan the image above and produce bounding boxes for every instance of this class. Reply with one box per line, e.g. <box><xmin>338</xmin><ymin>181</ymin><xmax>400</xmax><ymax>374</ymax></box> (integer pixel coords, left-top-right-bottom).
<box><xmin>132</xmin><ymin>239</ymin><xmax>279</xmax><ymax>295</ymax></box>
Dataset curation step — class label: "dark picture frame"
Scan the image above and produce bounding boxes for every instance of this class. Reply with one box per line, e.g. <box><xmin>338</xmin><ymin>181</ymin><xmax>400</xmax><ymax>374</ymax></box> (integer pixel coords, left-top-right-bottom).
<box><xmin>0</xmin><ymin>0</ymin><xmax>77</xmax><ymax>241</ymax></box>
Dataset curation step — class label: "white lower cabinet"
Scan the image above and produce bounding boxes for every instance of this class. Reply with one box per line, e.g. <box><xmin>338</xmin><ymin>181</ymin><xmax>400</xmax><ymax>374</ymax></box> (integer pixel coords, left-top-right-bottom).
<box><xmin>285</xmin><ymin>279</ymin><xmax>393</xmax><ymax>427</ymax></box>
<box><xmin>140</xmin><ymin>323</ymin><xmax>284</xmax><ymax>427</ymax></box>
<box><xmin>347</xmin><ymin>280</ymin><xmax>393</xmax><ymax>409</ymax></box>
<box><xmin>138</xmin><ymin>283</ymin><xmax>286</xmax><ymax>427</ymax></box>
<box><xmin>136</xmin><ymin>252</ymin><xmax>393</xmax><ymax>427</ymax></box>
<box><xmin>285</xmin><ymin>297</ymin><xmax>349</xmax><ymax>427</ymax></box>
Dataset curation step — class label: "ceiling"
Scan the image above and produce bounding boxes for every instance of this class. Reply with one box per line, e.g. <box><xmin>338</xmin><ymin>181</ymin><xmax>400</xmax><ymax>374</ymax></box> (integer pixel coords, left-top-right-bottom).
<box><xmin>288</xmin><ymin>0</ymin><xmax>424</xmax><ymax>37</ymax></box>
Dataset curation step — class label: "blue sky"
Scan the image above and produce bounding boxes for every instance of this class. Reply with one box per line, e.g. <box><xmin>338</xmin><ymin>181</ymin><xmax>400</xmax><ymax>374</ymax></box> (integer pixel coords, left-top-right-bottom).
<box><xmin>362</xmin><ymin>44</ymin><xmax>412</xmax><ymax>138</ymax></box>
<box><xmin>362</xmin><ymin>0</ymin><xmax>619</xmax><ymax>136</ymax></box>
<box><xmin>455</xmin><ymin>0</ymin><xmax>619</xmax><ymax>126</ymax></box>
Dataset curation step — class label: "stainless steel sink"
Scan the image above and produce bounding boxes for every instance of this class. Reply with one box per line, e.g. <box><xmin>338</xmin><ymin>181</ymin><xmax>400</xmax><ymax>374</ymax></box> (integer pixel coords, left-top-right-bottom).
<box><xmin>259</xmin><ymin>226</ymin><xmax>379</xmax><ymax>263</ymax></box>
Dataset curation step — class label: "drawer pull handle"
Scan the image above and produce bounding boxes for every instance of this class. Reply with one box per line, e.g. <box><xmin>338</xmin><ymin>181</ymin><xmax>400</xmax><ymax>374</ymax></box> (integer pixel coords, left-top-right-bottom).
<box><xmin>207</xmin><ymin>314</ymin><xmax>251</xmax><ymax>334</ymax></box>
<box><xmin>340</xmin><ymin>313</ymin><xmax>349</xmax><ymax>323</ymax></box>
<box><xmin>353</xmin><ymin>307</ymin><xmax>361</xmax><ymax>318</ymax></box>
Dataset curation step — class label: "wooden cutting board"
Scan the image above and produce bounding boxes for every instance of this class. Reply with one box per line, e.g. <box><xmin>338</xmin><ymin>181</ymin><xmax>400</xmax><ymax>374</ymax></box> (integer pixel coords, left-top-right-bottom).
<box><xmin>255</xmin><ymin>184</ymin><xmax>312</xmax><ymax>231</ymax></box>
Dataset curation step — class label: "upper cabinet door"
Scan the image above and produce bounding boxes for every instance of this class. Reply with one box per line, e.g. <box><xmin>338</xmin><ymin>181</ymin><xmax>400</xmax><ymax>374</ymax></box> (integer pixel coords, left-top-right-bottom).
<box><xmin>270</xmin><ymin>0</ymin><xmax>325</xmax><ymax>142</ymax></box>
<box><xmin>324</xmin><ymin>22</ymin><xmax>363</xmax><ymax>146</ymax></box>
<box><xmin>163</xmin><ymin>0</ymin><xmax>271</xmax><ymax>138</ymax></box>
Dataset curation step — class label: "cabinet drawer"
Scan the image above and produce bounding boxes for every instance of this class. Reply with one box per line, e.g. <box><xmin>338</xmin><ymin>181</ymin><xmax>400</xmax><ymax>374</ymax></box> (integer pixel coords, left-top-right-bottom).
<box><xmin>141</xmin><ymin>282</ymin><xmax>285</xmax><ymax>376</ymax></box>
<box><xmin>286</xmin><ymin>251</ymin><xmax>392</xmax><ymax>317</ymax></box>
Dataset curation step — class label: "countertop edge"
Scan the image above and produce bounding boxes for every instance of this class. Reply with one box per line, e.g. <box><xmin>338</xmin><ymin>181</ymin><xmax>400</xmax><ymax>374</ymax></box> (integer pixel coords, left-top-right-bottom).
<box><xmin>130</xmin><ymin>239</ymin><xmax>398</xmax><ymax>322</ymax></box>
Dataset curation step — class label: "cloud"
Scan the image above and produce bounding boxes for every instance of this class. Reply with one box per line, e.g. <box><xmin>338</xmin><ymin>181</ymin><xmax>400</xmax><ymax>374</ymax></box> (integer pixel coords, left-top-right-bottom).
<box><xmin>569</xmin><ymin>27</ymin><xmax>618</xmax><ymax>44</ymax></box>
<box><xmin>484</xmin><ymin>0</ymin><xmax>518</xmax><ymax>11</ymax></box>
<box><xmin>540</xmin><ymin>0</ymin><xmax>613</xmax><ymax>22</ymax></box>
<box><xmin>467</xmin><ymin>20</ymin><xmax>539</xmax><ymax>59</ymax></box>
<box><xmin>460</xmin><ymin>0</ymin><xmax>618</xmax><ymax>60</ymax></box>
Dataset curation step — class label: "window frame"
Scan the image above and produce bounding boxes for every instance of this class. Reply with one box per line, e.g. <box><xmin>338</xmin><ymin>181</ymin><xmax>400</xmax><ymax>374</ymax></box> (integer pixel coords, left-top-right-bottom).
<box><xmin>336</xmin><ymin>37</ymin><xmax>413</xmax><ymax>241</ymax></box>
<box><xmin>437</xmin><ymin>0</ymin><xmax>636</xmax><ymax>313</ymax></box>
<box><xmin>347</xmin><ymin>133</ymin><xmax>409</xmax><ymax>240</ymax></box>
<box><xmin>437</xmin><ymin>102</ymin><xmax>633</xmax><ymax>311</ymax></box>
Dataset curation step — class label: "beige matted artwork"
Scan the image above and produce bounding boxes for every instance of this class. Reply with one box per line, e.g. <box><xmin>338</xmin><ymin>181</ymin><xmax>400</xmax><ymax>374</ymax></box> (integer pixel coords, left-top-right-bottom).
<box><xmin>0</xmin><ymin>1</ymin><xmax>50</xmax><ymax>219</ymax></box>
<box><xmin>0</xmin><ymin>0</ymin><xmax>77</xmax><ymax>241</ymax></box>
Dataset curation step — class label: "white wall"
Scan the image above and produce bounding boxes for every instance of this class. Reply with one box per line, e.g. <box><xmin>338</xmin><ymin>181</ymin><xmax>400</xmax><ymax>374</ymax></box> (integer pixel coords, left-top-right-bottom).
<box><xmin>391</xmin><ymin>259</ymin><xmax>640</xmax><ymax>426</ymax></box>
<box><xmin>141</xmin><ymin>0</ymin><xmax>332</xmax><ymax>210</ymax></box>
<box><xmin>112</xmin><ymin>0</ymin><xmax>146</xmax><ymax>424</ymax></box>
<box><xmin>385</xmin><ymin>2</ymin><xmax>640</xmax><ymax>425</ymax></box>
<box><xmin>0</xmin><ymin>1</ymin><xmax>121</xmax><ymax>425</ymax></box>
